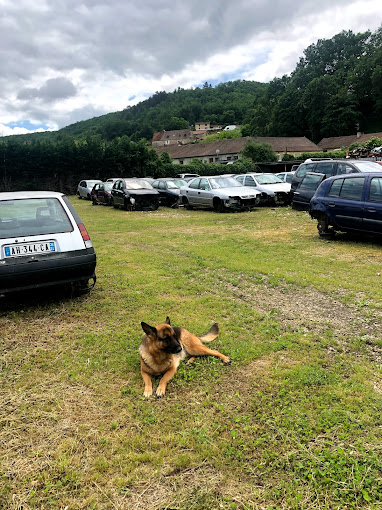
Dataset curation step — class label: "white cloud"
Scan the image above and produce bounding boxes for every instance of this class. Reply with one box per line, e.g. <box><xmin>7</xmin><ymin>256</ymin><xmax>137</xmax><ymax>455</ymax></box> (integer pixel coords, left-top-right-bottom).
<box><xmin>0</xmin><ymin>0</ymin><xmax>380</xmax><ymax>133</ymax></box>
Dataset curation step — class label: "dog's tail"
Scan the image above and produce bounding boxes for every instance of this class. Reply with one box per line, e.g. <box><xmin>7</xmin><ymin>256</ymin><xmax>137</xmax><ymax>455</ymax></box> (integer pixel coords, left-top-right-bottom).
<box><xmin>199</xmin><ymin>323</ymin><xmax>219</xmax><ymax>343</ymax></box>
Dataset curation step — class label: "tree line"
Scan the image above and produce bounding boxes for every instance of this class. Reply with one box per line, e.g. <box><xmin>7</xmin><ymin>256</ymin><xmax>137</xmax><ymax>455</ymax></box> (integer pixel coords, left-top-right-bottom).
<box><xmin>1</xmin><ymin>26</ymin><xmax>381</xmax><ymax>191</ymax></box>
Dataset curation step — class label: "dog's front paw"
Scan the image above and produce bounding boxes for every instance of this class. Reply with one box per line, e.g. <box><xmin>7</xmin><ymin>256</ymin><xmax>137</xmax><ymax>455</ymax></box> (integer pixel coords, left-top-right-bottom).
<box><xmin>156</xmin><ymin>386</ymin><xmax>166</xmax><ymax>397</ymax></box>
<box><xmin>222</xmin><ymin>356</ymin><xmax>231</xmax><ymax>365</ymax></box>
<box><xmin>144</xmin><ymin>389</ymin><xmax>153</xmax><ymax>397</ymax></box>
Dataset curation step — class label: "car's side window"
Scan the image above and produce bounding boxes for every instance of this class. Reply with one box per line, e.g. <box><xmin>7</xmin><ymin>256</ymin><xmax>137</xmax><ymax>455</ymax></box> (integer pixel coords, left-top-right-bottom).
<box><xmin>235</xmin><ymin>175</ymin><xmax>244</xmax><ymax>184</ymax></box>
<box><xmin>339</xmin><ymin>177</ymin><xmax>365</xmax><ymax>200</ymax></box>
<box><xmin>158</xmin><ymin>182</ymin><xmax>166</xmax><ymax>190</ymax></box>
<box><xmin>199</xmin><ymin>178</ymin><xmax>210</xmax><ymax>190</ymax></box>
<box><xmin>245</xmin><ymin>176</ymin><xmax>256</xmax><ymax>185</ymax></box>
<box><xmin>369</xmin><ymin>177</ymin><xmax>382</xmax><ymax>202</ymax></box>
<box><xmin>316</xmin><ymin>162</ymin><xmax>335</xmax><ymax>175</ymax></box>
<box><xmin>152</xmin><ymin>181</ymin><xmax>158</xmax><ymax>188</ymax></box>
<box><xmin>189</xmin><ymin>179</ymin><xmax>200</xmax><ymax>189</ymax></box>
<box><xmin>329</xmin><ymin>179</ymin><xmax>343</xmax><ymax>197</ymax></box>
<box><xmin>337</xmin><ymin>163</ymin><xmax>355</xmax><ymax>175</ymax></box>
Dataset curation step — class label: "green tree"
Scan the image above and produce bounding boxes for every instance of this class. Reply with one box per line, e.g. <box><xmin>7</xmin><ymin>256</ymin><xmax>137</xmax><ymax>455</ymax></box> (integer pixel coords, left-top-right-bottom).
<box><xmin>241</xmin><ymin>140</ymin><xmax>277</xmax><ymax>163</ymax></box>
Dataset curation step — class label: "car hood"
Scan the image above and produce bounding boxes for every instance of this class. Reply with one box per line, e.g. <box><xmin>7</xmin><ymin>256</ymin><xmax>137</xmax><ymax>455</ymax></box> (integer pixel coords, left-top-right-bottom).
<box><xmin>215</xmin><ymin>186</ymin><xmax>261</xmax><ymax>197</ymax></box>
<box><xmin>125</xmin><ymin>189</ymin><xmax>159</xmax><ymax>196</ymax></box>
<box><xmin>255</xmin><ymin>183</ymin><xmax>291</xmax><ymax>192</ymax></box>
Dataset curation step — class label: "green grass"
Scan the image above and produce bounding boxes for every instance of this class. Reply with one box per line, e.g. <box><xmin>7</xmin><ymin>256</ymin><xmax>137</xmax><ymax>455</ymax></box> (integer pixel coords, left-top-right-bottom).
<box><xmin>1</xmin><ymin>200</ymin><xmax>382</xmax><ymax>509</ymax></box>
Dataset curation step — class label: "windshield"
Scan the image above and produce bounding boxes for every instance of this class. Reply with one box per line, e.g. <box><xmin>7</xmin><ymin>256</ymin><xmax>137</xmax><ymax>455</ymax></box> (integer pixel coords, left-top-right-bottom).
<box><xmin>171</xmin><ymin>179</ymin><xmax>187</xmax><ymax>187</ymax></box>
<box><xmin>104</xmin><ymin>182</ymin><xmax>113</xmax><ymax>191</ymax></box>
<box><xmin>166</xmin><ymin>180</ymin><xmax>185</xmax><ymax>189</ymax></box>
<box><xmin>209</xmin><ymin>177</ymin><xmax>241</xmax><ymax>189</ymax></box>
<box><xmin>0</xmin><ymin>198</ymin><xmax>73</xmax><ymax>239</ymax></box>
<box><xmin>124</xmin><ymin>179</ymin><xmax>153</xmax><ymax>190</ymax></box>
<box><xmin>255</xmin><ymin>174</ymin><xmax>284</xmax><ymax>184</ymax></box>
<box><xmin>87</xmin><ymin>180</ymin><xmax>101</xmax><ymax>187</ymax></box>
<box><xmin>352</xmin><ymin>161</ymin><xmax>382</xmax><ymax>172</ymax></box>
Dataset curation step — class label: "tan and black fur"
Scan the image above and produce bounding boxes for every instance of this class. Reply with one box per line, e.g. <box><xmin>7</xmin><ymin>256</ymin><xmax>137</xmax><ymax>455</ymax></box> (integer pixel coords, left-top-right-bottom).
<box><xmin>139</xmin><ymin>317</ymin><xmax>230</xmax><ymax>397</ymax></box>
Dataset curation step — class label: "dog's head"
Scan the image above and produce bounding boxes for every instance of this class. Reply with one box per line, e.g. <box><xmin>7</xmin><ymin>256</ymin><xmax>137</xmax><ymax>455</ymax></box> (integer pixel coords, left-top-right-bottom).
<box><xmin>141</xmin><ymin>316</ymin><xmax>182</xmax><ymax>354</ymax></box>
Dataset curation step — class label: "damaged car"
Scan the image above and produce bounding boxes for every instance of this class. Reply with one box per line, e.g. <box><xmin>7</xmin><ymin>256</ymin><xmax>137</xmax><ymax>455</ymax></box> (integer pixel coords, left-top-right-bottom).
<box><xmin>111</xmin><ymin>178</ymin><xmax>160</xmax><ymax>211</ymax></box>
<box><xmin>234</xmin><ymin>173</ymin><xmax>291</xmax><ymax>205</ymax></box>
<box><xmin>179</xmin><ymin>176</ymin><xmax>261</xmax><ymax>212</ymax></box>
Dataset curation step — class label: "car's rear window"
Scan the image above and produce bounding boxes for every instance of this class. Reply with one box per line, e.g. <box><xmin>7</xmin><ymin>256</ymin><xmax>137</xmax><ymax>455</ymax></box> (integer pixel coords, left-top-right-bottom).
<box><xmin>300</xmin><ymin>173</ymin><xmax>324</xmax><ymax>190</ymax></box>
<box><xmin>0</xmin><ymin>198</ymin><xmax>73</xmax><ymax>239</ymax></box>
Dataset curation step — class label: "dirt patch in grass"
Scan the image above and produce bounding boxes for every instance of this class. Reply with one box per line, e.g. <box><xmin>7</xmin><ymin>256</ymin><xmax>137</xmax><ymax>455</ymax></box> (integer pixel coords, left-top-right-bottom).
<box><xmin>220</xmin><ymin>273</ymin><xmax>382</xmax><ymax>364</ymax></box>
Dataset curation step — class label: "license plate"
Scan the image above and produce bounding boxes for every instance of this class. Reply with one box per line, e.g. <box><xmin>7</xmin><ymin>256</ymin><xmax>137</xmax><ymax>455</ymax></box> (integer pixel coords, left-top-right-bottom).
<box><xmin>4</xmin><ymin>241</ymin><xmax>56</xmax><ymax>257</ymax></box>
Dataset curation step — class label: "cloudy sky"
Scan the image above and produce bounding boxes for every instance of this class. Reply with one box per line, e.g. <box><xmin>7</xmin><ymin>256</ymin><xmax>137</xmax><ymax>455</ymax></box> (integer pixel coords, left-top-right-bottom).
<box><xmin>0</xmin><ymin>0</ymin><xmax>381</xmax><ymax>136</ymax></box>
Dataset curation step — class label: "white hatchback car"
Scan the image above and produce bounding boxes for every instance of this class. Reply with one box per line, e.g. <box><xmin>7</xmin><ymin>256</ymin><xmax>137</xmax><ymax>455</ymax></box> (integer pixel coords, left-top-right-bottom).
<box><xmin>0</xmin><ymin>191</ymin><xmax>96</xmax><ymax>296</ymax></box>
<box><xmin>77</xmin><ymin>179</ymin><xmax>102</xmax><ymax>199</ymax></box>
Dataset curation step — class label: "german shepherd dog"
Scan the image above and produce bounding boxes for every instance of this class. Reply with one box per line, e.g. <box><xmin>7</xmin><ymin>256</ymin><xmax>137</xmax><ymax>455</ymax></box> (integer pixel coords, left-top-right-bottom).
<box><xmin>139</xmin><ymin>317</ymin><xmax>230</xmax><ymax>397</ymax></box>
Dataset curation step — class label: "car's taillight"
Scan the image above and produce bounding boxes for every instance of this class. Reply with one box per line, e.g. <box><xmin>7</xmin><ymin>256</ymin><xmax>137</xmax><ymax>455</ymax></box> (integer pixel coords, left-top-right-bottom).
<box><xmin>78</xmin><ymin>223</ymin><xmax>93</xmax><ymax>247</ymax></box>
<box><xmin>78</xmin><ymin>223</ymin><xmax>90</xmax><ymax>241</ymax></box>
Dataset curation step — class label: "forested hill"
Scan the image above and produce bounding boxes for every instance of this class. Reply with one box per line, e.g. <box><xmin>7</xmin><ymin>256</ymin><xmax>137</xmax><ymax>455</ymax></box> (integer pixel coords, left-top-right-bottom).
<box><xmin>4</xmin><ymin>26</ymin><xmax>382</xmax><ymax>145</ymax></box>
<box><xmin>57</xmin><ymin>80</ymin><xmax>267</xmax><ymax>142</ymax></box>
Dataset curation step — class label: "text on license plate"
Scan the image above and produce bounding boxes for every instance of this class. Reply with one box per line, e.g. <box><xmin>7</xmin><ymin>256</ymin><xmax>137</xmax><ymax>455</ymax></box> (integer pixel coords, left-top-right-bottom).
<box><xmin>4</xmin><ymin>241</ymin><xmax>56</xmax><ymax>257</ymax></box>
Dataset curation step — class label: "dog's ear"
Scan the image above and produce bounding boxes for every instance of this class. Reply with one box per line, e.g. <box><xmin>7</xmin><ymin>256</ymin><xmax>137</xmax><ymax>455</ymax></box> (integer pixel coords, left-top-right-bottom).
<box><xmin>141</xmin><ymin>322</ymin><xmax>157</xmax><ymax>337</ymax></box>
<box><xmin>165</xmin><ymin>317</ymin><xmax>171</xmax><ymax>325</ymax></box>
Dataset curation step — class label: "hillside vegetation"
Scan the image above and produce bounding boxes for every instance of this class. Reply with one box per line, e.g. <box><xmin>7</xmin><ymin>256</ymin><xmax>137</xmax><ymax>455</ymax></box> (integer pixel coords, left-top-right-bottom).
<box><xmin>0</xmin><ymin>27</ymin><xmax>381</xmax><ymax>191</ymax></box>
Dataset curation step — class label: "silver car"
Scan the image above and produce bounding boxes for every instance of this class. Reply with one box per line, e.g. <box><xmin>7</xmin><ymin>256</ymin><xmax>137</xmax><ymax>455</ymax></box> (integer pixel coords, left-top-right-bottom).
<box><xmin>179</xmin><ymin>176</ymin><xmax>261</xmax><ymax>212</ymax></box>
<box><xmin>77</xmin><ymin>179</ymin><xmax>102</xmax><ymax>199</ymax></box>
<box><xmin>234</xmin><ymin>173</ymin><xmax>291</xmax><ymax>205</ymax></box>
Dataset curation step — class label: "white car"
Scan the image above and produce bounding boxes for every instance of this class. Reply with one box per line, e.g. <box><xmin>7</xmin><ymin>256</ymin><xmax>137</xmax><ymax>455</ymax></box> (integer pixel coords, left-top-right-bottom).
<box><xmin>179</xmin><ymin>176</ymin><xmax>261</xmax><ymax>212</ymax></box>
<box><xmin>275</xmin><ymin>171</ymin><xmax>295</xmax><ymax>185</ymax></box>
<box><xmin>77</xmin><ymin>179</ymin><xmax>102</xmax><ymax>199</ymax></box>
<box><xmin>0</xmin><ymin>191</ymin><xmax>96</xmax><ymax>296</ymax></box>
<box><xmin>234</xmin><ymin>173</ymin><xmax>291</xmax><ymax>205</ymax></box>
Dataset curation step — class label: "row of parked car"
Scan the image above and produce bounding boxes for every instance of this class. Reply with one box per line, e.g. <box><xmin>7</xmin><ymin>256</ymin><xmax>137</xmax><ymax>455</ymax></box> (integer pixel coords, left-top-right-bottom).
<box><xmin>77</xmin><ymin>172</ymin><xmax>292</xmax><ymax>213</ymax></box>
<box><xmin>79</xmin><ymin>158</ymin><xmax>382</xmax><ymax>238</ymax></box>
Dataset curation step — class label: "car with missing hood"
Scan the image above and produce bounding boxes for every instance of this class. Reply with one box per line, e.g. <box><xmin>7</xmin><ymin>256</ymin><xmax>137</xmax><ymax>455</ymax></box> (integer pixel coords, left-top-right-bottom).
<box><xmin>0</xmin><ymin>191</ymin><xmax>96</xmax><ymax>296</ymax></box>
<box><xmin>91</xmin><ymin>181</ymin><xmax>114</xmax><ymax>206</ymax></box>
<box><xmin>179</xmin><ymin>175</ymin><xmax>261</xmax><ymax>212</ymax></box>
<box><xmin>151</xmin><ymin>178</ymin><xmax>188</xmax><ymax>207</ymax></box>
<box><xmin>111</xmin><ymin>178</ymin><xmax>160</xmax><ymax>211</ymax></box>
<box><xmin>234</xmin><ymin>173</ymin><xmax>291</xmax><ymax>205</ymax></box>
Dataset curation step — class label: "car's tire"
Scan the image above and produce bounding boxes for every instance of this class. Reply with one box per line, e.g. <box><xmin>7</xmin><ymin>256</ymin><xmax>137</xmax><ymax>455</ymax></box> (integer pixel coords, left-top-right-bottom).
<box><xmin>78</xmin><ymin>194</ymin><xmax>82</xmax><ymax>199</ymax></box>
<box><xmin>317</xmin><ymin>215</ymin><xmax>334</xmax><ymax>238</ymax></box>
<box><xmin>213</xmin><ymin>198</ymin><xmax>226</xmax><ymax>213</ymax></box>
<box><xmin>87</xmin><ymin>193</ymin><xmax>91</xmax><ymax>200</ymax></box>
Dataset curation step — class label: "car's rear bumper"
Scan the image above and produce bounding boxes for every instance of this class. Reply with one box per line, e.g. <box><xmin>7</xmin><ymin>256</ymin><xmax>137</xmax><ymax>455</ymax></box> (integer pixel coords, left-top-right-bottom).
<box><xmin>0</xmin><ymin>249</ymin><xmax>96</xmax><ymax>294</ymax></box>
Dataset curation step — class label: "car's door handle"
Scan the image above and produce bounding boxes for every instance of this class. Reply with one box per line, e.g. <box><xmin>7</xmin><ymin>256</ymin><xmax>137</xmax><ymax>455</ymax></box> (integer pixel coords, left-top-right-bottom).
<box><xmin>367</xmin><ymin>207</ymin><xmax>376</xmax><ymax>212</ymax></box>
<box><xmin>328</xmin><ymin>202</ymin><xmax>336</xmax><ymax>207</ymax></box>
<box><xmin>294</xmin><ymin>192</ymin><xmax>299</xmax><ymax>195</ymax></box>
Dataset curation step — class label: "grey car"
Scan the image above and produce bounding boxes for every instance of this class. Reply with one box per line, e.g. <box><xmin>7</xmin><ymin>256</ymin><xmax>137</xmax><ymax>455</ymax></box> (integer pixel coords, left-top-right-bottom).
<box><xmin>179</xmin><ymin>176</ymin><xmax>261</xmax><ymax>212</ymax></box>
<box><xmin>77</xmin><ymin>179</ymin><xmax>102</xmax><ymax>199</ymax></box>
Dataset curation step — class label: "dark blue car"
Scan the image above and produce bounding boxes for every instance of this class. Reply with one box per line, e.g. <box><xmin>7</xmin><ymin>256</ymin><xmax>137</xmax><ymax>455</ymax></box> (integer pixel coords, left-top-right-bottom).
<box><xmin>309</xmin><ymin>173</ymin><xmax>382</xmax><ymax>238</ymax></box>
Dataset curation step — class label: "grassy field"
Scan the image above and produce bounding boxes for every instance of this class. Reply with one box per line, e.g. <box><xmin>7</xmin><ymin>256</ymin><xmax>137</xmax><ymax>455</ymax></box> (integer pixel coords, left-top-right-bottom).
<box><xmin>1</xmin><ymin>199</ymin><xmax>382</xmax><ymax>509</ymax></box>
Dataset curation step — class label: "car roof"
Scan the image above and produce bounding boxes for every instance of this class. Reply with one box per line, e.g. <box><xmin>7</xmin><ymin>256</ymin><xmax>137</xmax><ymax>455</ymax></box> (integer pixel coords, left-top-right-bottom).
<box><xmin>326</xmin><ymin>171</ymin><xmax>382</xmax><ymax>181</ymax></box>
<box><xmin>0</xmin><ymin>191</ymin><xmax>65</xmax><ymax>200</ymax></box>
